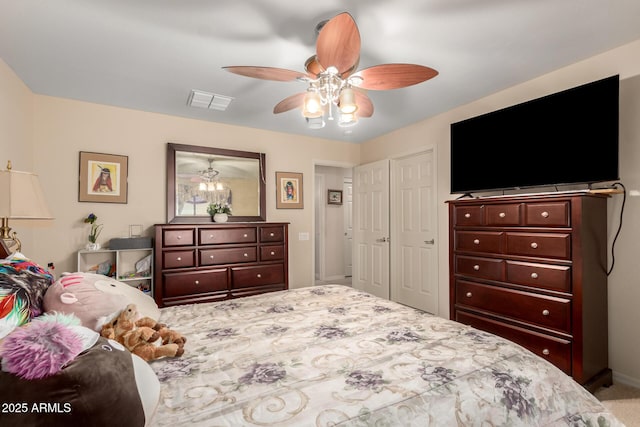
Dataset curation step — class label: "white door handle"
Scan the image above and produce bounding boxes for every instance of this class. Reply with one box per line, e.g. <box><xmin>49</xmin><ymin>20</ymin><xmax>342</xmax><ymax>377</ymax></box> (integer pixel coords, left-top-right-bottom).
<box><xmin>376</xmin><ymin>237</ymin><xmax>388</xmax><ymax>243</ymax></box>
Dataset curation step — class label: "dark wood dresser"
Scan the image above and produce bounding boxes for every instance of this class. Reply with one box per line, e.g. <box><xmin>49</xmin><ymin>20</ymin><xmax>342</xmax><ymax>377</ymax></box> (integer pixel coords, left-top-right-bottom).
<box><xmin>447</xmin><ymin>193</ymin><xmax>611</xmax><ymax>391</ymax></box>
<box><xmin>154</xmin><ymin>222</ymin><xmax>288</xmax><ymax>307</ymax></box>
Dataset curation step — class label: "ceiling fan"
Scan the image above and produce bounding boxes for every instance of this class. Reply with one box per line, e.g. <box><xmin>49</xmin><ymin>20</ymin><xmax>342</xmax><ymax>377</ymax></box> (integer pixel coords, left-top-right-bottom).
<box><xmin>223</xmin><ymin>12</ymin><xmax>438</xmax><ymax>128</ymax></box>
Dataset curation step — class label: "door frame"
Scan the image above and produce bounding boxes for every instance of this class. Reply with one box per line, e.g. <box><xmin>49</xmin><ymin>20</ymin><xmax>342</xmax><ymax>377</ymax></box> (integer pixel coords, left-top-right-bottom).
<box><xmin>312</xmin><ymin>159</ymin><xmax>356</xmax><ymax>286</ymax></box>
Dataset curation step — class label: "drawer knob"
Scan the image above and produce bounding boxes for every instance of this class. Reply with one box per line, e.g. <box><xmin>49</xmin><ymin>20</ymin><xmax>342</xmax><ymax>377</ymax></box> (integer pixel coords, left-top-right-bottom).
<box><xmin>243</xmin><ymin>234</ymin><xmax>248</xmax><ymax>238</ymax></box>
<box><xmin>530</xmin><ymin>242</ymin><xmax>538</xmax><ymax>249</ymax></box>
<box><xmin>531</xmin><ymin>272</ymin><xmax>539</xmax><ymax>279</ymax></box>
<box><xmin>176</xmin><ymin>256</ymin><xmax>182</xmax><ymax>261</ymax></box>
<box><xmin>244</xmin><ymin>253</ymin><xmax>248</xmax><ymax>257</ymax></box>
<box><xmin>209</xmin><ymin>234</ymin><xmax>214</xmax><ymax>239</ymax></box>
<box><xmin>464</xmin><ymin>213</ymin><xmax>471</xmax><ymax>218</ymax></box>
<box><xmin>257</xmin><ymin>273</ymin><xmax>262</xmax><ymax>278</ymax></box>
<box><xmin>499</xmin><ymin>212</ymin><xmax>506</xmax><ymax>218</ymax></box>
<box><xmin>541</xmin><ymin>211</ymin><xmax>550</xmax><ymax>218</ymax></box>
<box><xmin>177</xmin><ymin>235</ymin><xmax>182</xmax><ymax>240</ymax></box>
<box><xmin>210</xmin><ymin>255</ymin><xmax>214</xmax><ymax>259</ymax></box>
<box><xmin>473</xmin><ymin>265</ymin><xmax>480</xmax><ymax>271</ymax></box>
<box><xmin>542</xmin><ymin>349</ymin><xmax>550</xmax><ymax>356</ymax></box>
<box><xmin>542</xmin><ymin>309</ymin><xmax>550</xmax><ymax>316</ymax></box>
<box><xmin>194</xmin><ymin>280</ymin><xmax>199</xmax><ymax>285</ymax></box>
<box><xmin>466</xmin><ymin>292</ymin><xmax>472</xmax><ymax>298</ymax></box>
<box><xmin>270</xmin><ymin>232</ymin><xmax>275</xmax><ymax>237</ymax></box>
<box><xmin>473</xmin><ymin>239</ymin><xmax>480</xmax><ymax>245</ymax></box>
<box><xmin>270</xmin><ymin>251</ymin><xmax>275</xmax><ymax>256</ymax></box>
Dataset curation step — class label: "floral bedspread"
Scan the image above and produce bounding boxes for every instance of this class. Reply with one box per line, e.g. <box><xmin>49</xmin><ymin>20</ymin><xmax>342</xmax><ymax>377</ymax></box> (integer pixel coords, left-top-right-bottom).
<box><xmin>149</xmin><ymin>285</ymin><xmax>621</xmax><ymax>426</ymax></box>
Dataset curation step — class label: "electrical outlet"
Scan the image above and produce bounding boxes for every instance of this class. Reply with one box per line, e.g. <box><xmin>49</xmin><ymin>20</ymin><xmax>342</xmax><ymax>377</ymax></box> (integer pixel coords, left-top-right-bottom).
<box><xmin>299</xmin><ymin>232</ymin><xmax>310</xmax><ymax>241</ymax></box>
<box><xmin>629</xmin><ymin>190</ymin><xmax>640</xmax><ymax>197</ymax></box>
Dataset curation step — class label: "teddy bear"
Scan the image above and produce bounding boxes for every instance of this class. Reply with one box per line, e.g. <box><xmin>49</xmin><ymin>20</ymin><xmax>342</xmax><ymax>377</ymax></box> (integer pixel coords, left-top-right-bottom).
<box><xmin>100</xmin><ymin>304</ymin><xmax>186</xmax><ymax>362</ymax></box>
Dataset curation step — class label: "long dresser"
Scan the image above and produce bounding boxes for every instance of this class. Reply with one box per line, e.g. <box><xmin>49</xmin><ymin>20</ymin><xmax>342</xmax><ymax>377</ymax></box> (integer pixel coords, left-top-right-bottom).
<box><xmin>154</xmin><ymin>222</ymin><xmax>288</xmax><ymax>307</ymax></box>
<box><xmin>447</xmin><ymin>192</ymin><xmax>611</xmax><ymax>392</ymax></box>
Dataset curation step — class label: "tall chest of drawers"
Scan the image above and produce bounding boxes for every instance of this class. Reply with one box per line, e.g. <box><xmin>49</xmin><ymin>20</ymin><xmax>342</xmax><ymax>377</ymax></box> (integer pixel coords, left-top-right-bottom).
<box><xmin>447</xmin><ymin>193</ymin><xmax>611</xmax><ymax>391</ymax></box>
<box><xmin>154</xmin><ymin>222</ymin><xmax>288</xmax><ymax>307</ymax></box>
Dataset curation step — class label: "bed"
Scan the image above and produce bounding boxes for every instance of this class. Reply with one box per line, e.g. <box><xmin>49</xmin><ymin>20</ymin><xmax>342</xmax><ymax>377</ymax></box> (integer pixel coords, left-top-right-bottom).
<box><xmin>148</xmin><ymin>284</ymin><xmax>621</xmax><ymax>426</ymax></box>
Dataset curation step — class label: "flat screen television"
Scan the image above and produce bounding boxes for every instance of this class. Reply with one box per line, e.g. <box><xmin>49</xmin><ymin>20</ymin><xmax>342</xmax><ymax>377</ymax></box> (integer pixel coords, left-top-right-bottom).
<box><xmin>450</xmin><ymin>75</ymin><xmax>619</xmax><ymax>195</ymax></box>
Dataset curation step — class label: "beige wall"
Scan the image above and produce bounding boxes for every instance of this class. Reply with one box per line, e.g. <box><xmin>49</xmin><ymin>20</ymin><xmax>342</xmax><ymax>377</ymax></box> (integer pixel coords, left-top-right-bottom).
<box><xmin>0</xmin><ymin>58</ymin><xmax>360</xmax><ymax>289</ymax></box>
<box><xmin>361</xmin><ymin>39</ymin><xmax>640</xmax><ymax>387</ymax></box>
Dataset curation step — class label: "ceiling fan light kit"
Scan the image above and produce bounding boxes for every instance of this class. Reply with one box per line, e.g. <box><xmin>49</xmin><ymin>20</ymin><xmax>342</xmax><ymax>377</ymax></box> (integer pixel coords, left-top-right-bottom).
<box><xmin>223</xmin><ymin>12</ymin><xmax>438</xmax><ymax>129</ymax></box>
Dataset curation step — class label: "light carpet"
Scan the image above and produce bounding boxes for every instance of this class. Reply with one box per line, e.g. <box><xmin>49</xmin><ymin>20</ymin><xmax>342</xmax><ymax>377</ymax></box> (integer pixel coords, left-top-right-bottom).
<box><xmin>595</xmin><ymin>383</ymin><xmax>640</xmax><ymax>426</ymax></box>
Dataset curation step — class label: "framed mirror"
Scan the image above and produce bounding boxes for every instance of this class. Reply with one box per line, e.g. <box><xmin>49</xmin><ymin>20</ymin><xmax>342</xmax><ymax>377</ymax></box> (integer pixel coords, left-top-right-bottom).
<box><xmin>167</xmin><ymin>143</ymin><xmax>266</xmax><ymax>223</ymax></box>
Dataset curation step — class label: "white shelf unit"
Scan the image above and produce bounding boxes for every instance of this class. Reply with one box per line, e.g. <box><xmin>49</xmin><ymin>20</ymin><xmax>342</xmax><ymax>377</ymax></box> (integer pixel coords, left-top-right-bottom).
<box><xmin>77</xmin><ymin>248</ymin><xmax>154</xmax><ymax>297</ymax></box>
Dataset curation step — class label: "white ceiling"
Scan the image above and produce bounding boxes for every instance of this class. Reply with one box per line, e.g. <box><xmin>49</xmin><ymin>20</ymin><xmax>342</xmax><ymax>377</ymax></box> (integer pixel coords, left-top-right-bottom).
<box><xmin>1</xmin><ymin>0</ymin><xmax>640</xmax><ymax>144</ymax></box>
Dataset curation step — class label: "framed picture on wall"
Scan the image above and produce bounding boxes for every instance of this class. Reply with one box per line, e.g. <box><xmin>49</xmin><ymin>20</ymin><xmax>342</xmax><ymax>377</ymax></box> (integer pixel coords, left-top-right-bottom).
<box><xmin>327</xmin><ymin>189</ymin><xmax>343</xmax><ymax>205</ymax></box>
<box><xmin>78</xmin><ymin>151</ymin><xmax>128</xmax><ymax>203</ymax></box>
<box><xmin>275</xmin><ymin>171</ymin><xmax>303</xmax><ymax>209</ymax></box>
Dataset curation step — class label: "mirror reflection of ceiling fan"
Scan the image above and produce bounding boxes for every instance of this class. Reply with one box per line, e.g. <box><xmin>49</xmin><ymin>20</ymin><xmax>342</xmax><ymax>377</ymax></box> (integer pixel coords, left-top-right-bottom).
<box><xmin>223</xmin><ymin>12</ymin><xmax>438</xmax><ymax>128</ymax></box>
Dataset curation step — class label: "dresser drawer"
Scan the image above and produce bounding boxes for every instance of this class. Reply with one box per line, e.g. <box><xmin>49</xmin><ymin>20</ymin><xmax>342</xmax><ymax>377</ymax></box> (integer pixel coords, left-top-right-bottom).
<box><xmin>260</xmin><ymin>226</ymin><xmax>285</xmax><ymax>242</ymax></box>
<box><xmin>260</xmin><ymin>245</ymin><xmax>285</xmax><ymax>261</ymax></box>
<box><xmin>199</xmin><ymin>247</ymin><xmax>257</xmax><ymax>265</ymax></box>
<box><xmin>163</xmin><ymin>228</ymin><xmax>195</xmax><ymax>247</ymax></box>
<box><xmin>455</xmin><ymin>256</ymin><xmax>504</xmax><ymax>281</ymax></box>
<box><xmin>506</xmin><ymin>260</ymin><xmax>571</xmax><ymax>292</ymax></box>
<box><xmin>456</xmin><ymin>280</ymin><xmax>571</xmax><ymax>334</ymax></box>
<box><xmin>455</xmin><ymin>231</ymin><xmax>504</xmax><ymax>254</ymax></box>
<box><xmin>485</xmin><ymin>204</ymin><xmax>521</xmax><ymax>226</ymax></box>
<box><xmin>231</xmin><ymin>264</ymin><xmax>285</xmax><ymax>289</ymax></box>
<box><xmin>199</xmin><ymin>227</ymin><xmax>257</xmax><ymax>245</ymax></box>
<box><xmin>524</xmin><ymin>202</ymin><xmax>570</xmax><ymax>227</ymax></box>
<box><xmin>163</xmin><ymin>269</ymin><xmax>228</xmax><ymax>298</ymax></box>
<box><xmin>454</xmin><ymin>206</ymin><xmax>484</xmax><ymax>226</ymax></box>
<box><xmin>163</xmin><ymin>250</ymin><xmax>195</xmax><ymax>269</ymax></box>
<box><xmin>506</xmin><ymin>232</ymin><xmax>571</xmax><ymax>259</ymax></box>
<box><xmin>456</xmin><ymin>310</ymin><xmax>571</xmax><ymax>374</ymax></box>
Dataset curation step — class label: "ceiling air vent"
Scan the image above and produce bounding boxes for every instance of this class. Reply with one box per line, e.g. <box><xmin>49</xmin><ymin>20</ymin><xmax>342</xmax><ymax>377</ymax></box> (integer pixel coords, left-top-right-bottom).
<box><xmin>187</xmin><ymin>90</ymin><xmax>233</xmax><ymax>111</ymax></box>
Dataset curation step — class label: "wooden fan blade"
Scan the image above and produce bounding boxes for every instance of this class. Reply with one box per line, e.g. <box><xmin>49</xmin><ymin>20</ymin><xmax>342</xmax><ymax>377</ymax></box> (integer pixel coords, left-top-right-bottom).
<box><xmin>304</xmin><ymin>55</ymin><xmax>324</xmax><ymax>77</ymax></box>
<box><xmin>316</xmin><ymin>12</ymin><xmax>361</xmax><ymax>76</ymax></box>
<box><xmin>353</xmin><ymin>90</ymin><xmax>374</xmax><ymax>118</ymax></box>
<box><xmin>356</xmin><ymin>64</ymin><xmax>438</xmax><ymax>90</ymax></box>
<box><xmin>223</xmin><ymin>66</ymin><xmax>308</xmax><ymax>82</ymax></box>
<box><xmin>273</xmin><ymin>93</ymin><xmax>306</xmax><ymax>114</ymax></box>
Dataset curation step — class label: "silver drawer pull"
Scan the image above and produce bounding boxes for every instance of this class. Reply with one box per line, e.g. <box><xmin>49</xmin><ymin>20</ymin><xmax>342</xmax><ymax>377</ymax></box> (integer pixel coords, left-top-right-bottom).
<box><xmin>531</xmin><ymin>272</ymin><xmax>538</xmax><ymax>279</ymax></box>
<box><xmin>499</xmin><ymin>212</ymin><xmax>506</xmax><ymax>218</ymax></box>
<box><xmin>243</xmin><ymin>253</ymin><xmax>248</xmax><ymax>257</ymax></box>
<box><xmin>243</xmin><ymin>234</ymin><xmax>248</xmax><ymax>238</ymax></box>
<box><xmin>530</xmin><ymin>242</ymin><xmax>538</xmax><ymax>249</ymax></box>
<box><xmin>270</xmin><ymin>232</ymin><xmax>275</xmax><ymax>237</ymax></box>
<box><xmin>176</xmin><ymin>256</ymin><xmax>182</xmax><ymax>261</ymax></box>
<box><xmin>194</xmin><ymin>280</ymin><xmax>199</xmax><ymax>285</ymax></box>
<box><xmin>473</xmin><ymin>239</ymin><xmax>480</xmax><ymax>245</ymax></box>
<box><xmin>473</xmin><ymin>265</ymin><xmax>480</xmax><ymax>271</ymax></box>
<box><xmin>541</xmin><ymin>211</ymin><xmax>549</xmax><ymax>218</ymax></box>
<box><xmin>466</xmin><ymin>292</ymin><xmax>472</xmax><ymax>298</ymax></box>
<box><xmin>270</xmin><ymin>251</ymin><xmax>275</xmax><ymax>256</ymax></box>
<box><xmin>257</xmin><ymin>273</ymin><xmax>262</xmax><ymax>278</ymax></box>
<box><xmin>542</xmin><ymin>309</ymin><xmax>550</xmax><ymax>316</ymax></box>
<box><xmin>177</xmin><ymin>235</ymin><xmax>182</xmax><ymax>239</ymax></box>
<box><xmin>464</xmin><ymin>213</ymin><xmax>471</xmax><ymax>218</ymax></box>
<box><xmin>209</xmin><ymin>255</ymin><xmax>214</xmax><ymax>259</ymax></box>
<box><xmin>209</xmin><ymin>234</ymin><xmax>214</xmax><ymax>239</ymax></box>
<box><xmin>542</xmin><ymin>349</ymin><xmax>550</xmax><ymax>356</ymax></box>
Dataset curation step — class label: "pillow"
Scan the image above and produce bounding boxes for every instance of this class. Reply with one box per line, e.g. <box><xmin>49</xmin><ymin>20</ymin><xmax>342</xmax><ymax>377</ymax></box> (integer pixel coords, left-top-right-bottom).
<box><xmin>0</xmin><ymin>252</ymin><xmax>54</xmax><ymax>339</ymax></box>
<box><xmin>43</xmin><ymin>272</ymin><xmax>160</xmax><ymax>331</ymax></box>
<box><xmin>0</xmin><ymin>334</ymin><xmax>159</xmax><ymax>427</ymax></box>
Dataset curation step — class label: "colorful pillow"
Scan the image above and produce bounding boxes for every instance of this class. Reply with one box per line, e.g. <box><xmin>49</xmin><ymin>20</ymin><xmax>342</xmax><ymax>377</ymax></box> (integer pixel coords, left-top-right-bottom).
<box><xmin>0</xmin><ymin>253</ymin><xmax>54</xmax><ymax>339</ymax></box>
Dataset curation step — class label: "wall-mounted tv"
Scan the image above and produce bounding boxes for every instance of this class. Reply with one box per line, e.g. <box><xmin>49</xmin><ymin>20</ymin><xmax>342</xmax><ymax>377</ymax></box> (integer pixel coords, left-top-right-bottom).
<box><xmin>450</xmin><ymin>75</ymin><xmax>619</xmax><ymax>195</ymax></box>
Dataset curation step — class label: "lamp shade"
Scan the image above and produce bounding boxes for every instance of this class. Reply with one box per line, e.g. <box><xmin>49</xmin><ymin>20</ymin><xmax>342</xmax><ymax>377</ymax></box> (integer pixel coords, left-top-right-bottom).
<box><xmin>0</xmin><ymin>169</ymin><xmax>53</xmax><ymax>220</ymax></box>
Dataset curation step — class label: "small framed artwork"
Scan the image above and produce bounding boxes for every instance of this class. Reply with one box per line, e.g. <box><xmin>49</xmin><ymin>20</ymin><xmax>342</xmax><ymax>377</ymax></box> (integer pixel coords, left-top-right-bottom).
<box><xmin>79</xmin><ymin>151</ymin><xmax>128</xmax><ymax>203</ymax></box>
<box><xmin>276</xmin><ymin>171</ymin><xmax>304</xmax><ymax>209</ymax></box>
<box><xmin>327</xmin><ymin>189</ymin><xmax>343</xmax><ymax>205</ymax></box>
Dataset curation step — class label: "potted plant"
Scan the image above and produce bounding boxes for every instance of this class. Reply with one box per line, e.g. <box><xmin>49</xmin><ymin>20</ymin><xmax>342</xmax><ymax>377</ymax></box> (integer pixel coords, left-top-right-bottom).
<box><xmin>83</xmin><ymin>213</ymin><xmax>103</xmax><ymax>250</ymax></box>
<box><xmin>207</xmin><ymin>203</ymin><xmax>232</xmax><ymax>223</ymax></box>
